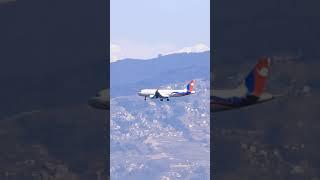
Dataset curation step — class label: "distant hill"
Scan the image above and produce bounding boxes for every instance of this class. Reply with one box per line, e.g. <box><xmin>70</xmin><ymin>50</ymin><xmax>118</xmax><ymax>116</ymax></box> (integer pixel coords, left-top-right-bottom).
<box><xmin>111</xmin><ymin>51</ymin><xmax>210</xmax><ymax>97</ymax></box>
<box><xmin>110</xmin><ymin>52</ymin><xmax>210</xmax><ymax>179</ymax></box>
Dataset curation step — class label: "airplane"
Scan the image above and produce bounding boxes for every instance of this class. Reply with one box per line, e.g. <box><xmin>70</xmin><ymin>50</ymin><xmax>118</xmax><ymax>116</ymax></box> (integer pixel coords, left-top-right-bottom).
<box><xmin>88</xmin><ymin>57</ymin><xmax>277</xmax><ymax>111</ymax></box>
<box><xmin>88</xmin><ymin>80</ymin><xmax>196</xmax><ymax>110</ymax></box>
<box><xmin>212</xmin><ymin>57</ymin><xmax>276</xmax><ymax>112</ymax></box>
<box><xmin>137</xmin><ymin>80</ymin><xmax>196</xmax><ymax>101</ymax></box>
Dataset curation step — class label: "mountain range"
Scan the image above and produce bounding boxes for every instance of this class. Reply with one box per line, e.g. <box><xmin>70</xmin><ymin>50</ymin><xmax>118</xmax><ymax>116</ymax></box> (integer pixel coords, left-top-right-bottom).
<box><xmin>111</xmin><ymin>80</ymin><xmax>210</xmax><ymax>180</ymax></box>
<box><xmin>110</xmin><ymin>52</ymin><xmax>210</xmax><ymax>179</ymax></box>
<box><xmin>111</xmin><ymin>51</ymin><xmax>210</xmax><ymax>97</ymax></box>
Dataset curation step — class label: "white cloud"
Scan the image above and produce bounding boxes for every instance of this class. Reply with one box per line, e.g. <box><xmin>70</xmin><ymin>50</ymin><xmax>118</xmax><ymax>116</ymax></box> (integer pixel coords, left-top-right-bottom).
<box><xmin>110</xmin><ymin>55</ymin><xmax>119</xmax><ymax>63</ymax></box>
<box><xmin>111</xmin><ymin>44</ymin><xmax>121</xmax><ymax>53</ymax></box>
<box><xmin>110</xmin><ymin>44</ymin><xmax>121</xmax><ymax>63</ymax></box>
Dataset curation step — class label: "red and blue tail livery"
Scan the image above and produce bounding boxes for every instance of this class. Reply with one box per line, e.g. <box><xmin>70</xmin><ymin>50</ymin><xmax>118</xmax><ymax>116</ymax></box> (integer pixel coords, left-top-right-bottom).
<box><xmin>186</xmin><ymin>80</ymin><xmax>196</xmax><ymax>93</ymax></box>
<box><xmin>212</xmin><ymin>57</ymin><xmax>274</xmax><ymax>112</ymax></box>
<box><xmin>245</xmin><ymin>57</ymin><xmax>271</xmax><ymax>97</ymax></box>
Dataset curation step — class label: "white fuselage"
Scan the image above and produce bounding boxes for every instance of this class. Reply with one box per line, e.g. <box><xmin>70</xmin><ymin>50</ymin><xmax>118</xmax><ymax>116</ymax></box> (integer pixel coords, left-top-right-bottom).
<box><xmin>138</xmin><ymin>89</ymin><xmax>195</xmax><ymax>98</ymax></box>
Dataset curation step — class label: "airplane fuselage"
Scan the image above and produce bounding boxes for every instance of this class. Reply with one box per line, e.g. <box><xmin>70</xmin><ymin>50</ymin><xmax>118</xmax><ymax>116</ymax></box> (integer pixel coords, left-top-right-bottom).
<box><xmin>212</xmin><ymin>89</ymin><xmax>274</xmax><ymax>112</ymax></box>
<box><xmin>138</xmin><ymin>89</ymin><xmax>195</xmax><ymax>99</ymax></box>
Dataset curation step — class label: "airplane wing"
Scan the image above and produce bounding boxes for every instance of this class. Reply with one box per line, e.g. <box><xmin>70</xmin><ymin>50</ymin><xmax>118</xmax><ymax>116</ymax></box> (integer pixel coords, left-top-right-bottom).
<box><xmin>152</xmin><ymin>89</ymin><xmax>170</xmax><ymax>98</ymax></box>
<box><xmin>149</xmin><ymin>89</ymin><xmax>160</xmax><ymax>99</ymax></box>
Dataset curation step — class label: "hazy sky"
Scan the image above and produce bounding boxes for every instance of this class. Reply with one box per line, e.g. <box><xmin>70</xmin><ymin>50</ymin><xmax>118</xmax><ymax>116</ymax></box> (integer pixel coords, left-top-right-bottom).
<box><xmin>111</xmin><ymin>0</ymin><xmax>210</xmax><ymax>61</ymax></box>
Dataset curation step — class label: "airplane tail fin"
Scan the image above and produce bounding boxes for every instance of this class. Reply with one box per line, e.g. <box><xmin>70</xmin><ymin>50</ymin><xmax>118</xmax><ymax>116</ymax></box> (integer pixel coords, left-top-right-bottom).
<box><xmin>186</xmin><ymin>80</ymin><xmax>196</xmax><ymax>92</ymax></box>
<box><xmin>242</xmin><ymin>57</ymin><xmax>271</xmax><ymax>98</ymax></box>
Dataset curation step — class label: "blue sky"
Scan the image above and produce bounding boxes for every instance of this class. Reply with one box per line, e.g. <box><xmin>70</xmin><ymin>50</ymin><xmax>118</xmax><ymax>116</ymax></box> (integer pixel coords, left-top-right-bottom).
<box><xmin>111</xmin><ymin>0</ymin><xmax>210</xmax><ymax>61</ymax></box>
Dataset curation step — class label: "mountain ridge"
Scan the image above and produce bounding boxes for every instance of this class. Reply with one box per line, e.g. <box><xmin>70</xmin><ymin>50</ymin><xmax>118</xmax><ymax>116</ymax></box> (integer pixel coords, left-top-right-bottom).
<box><xmin>111</xmin><ymin>51</ymin><xmax>210</xmax><ymax>97</ymax></box>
